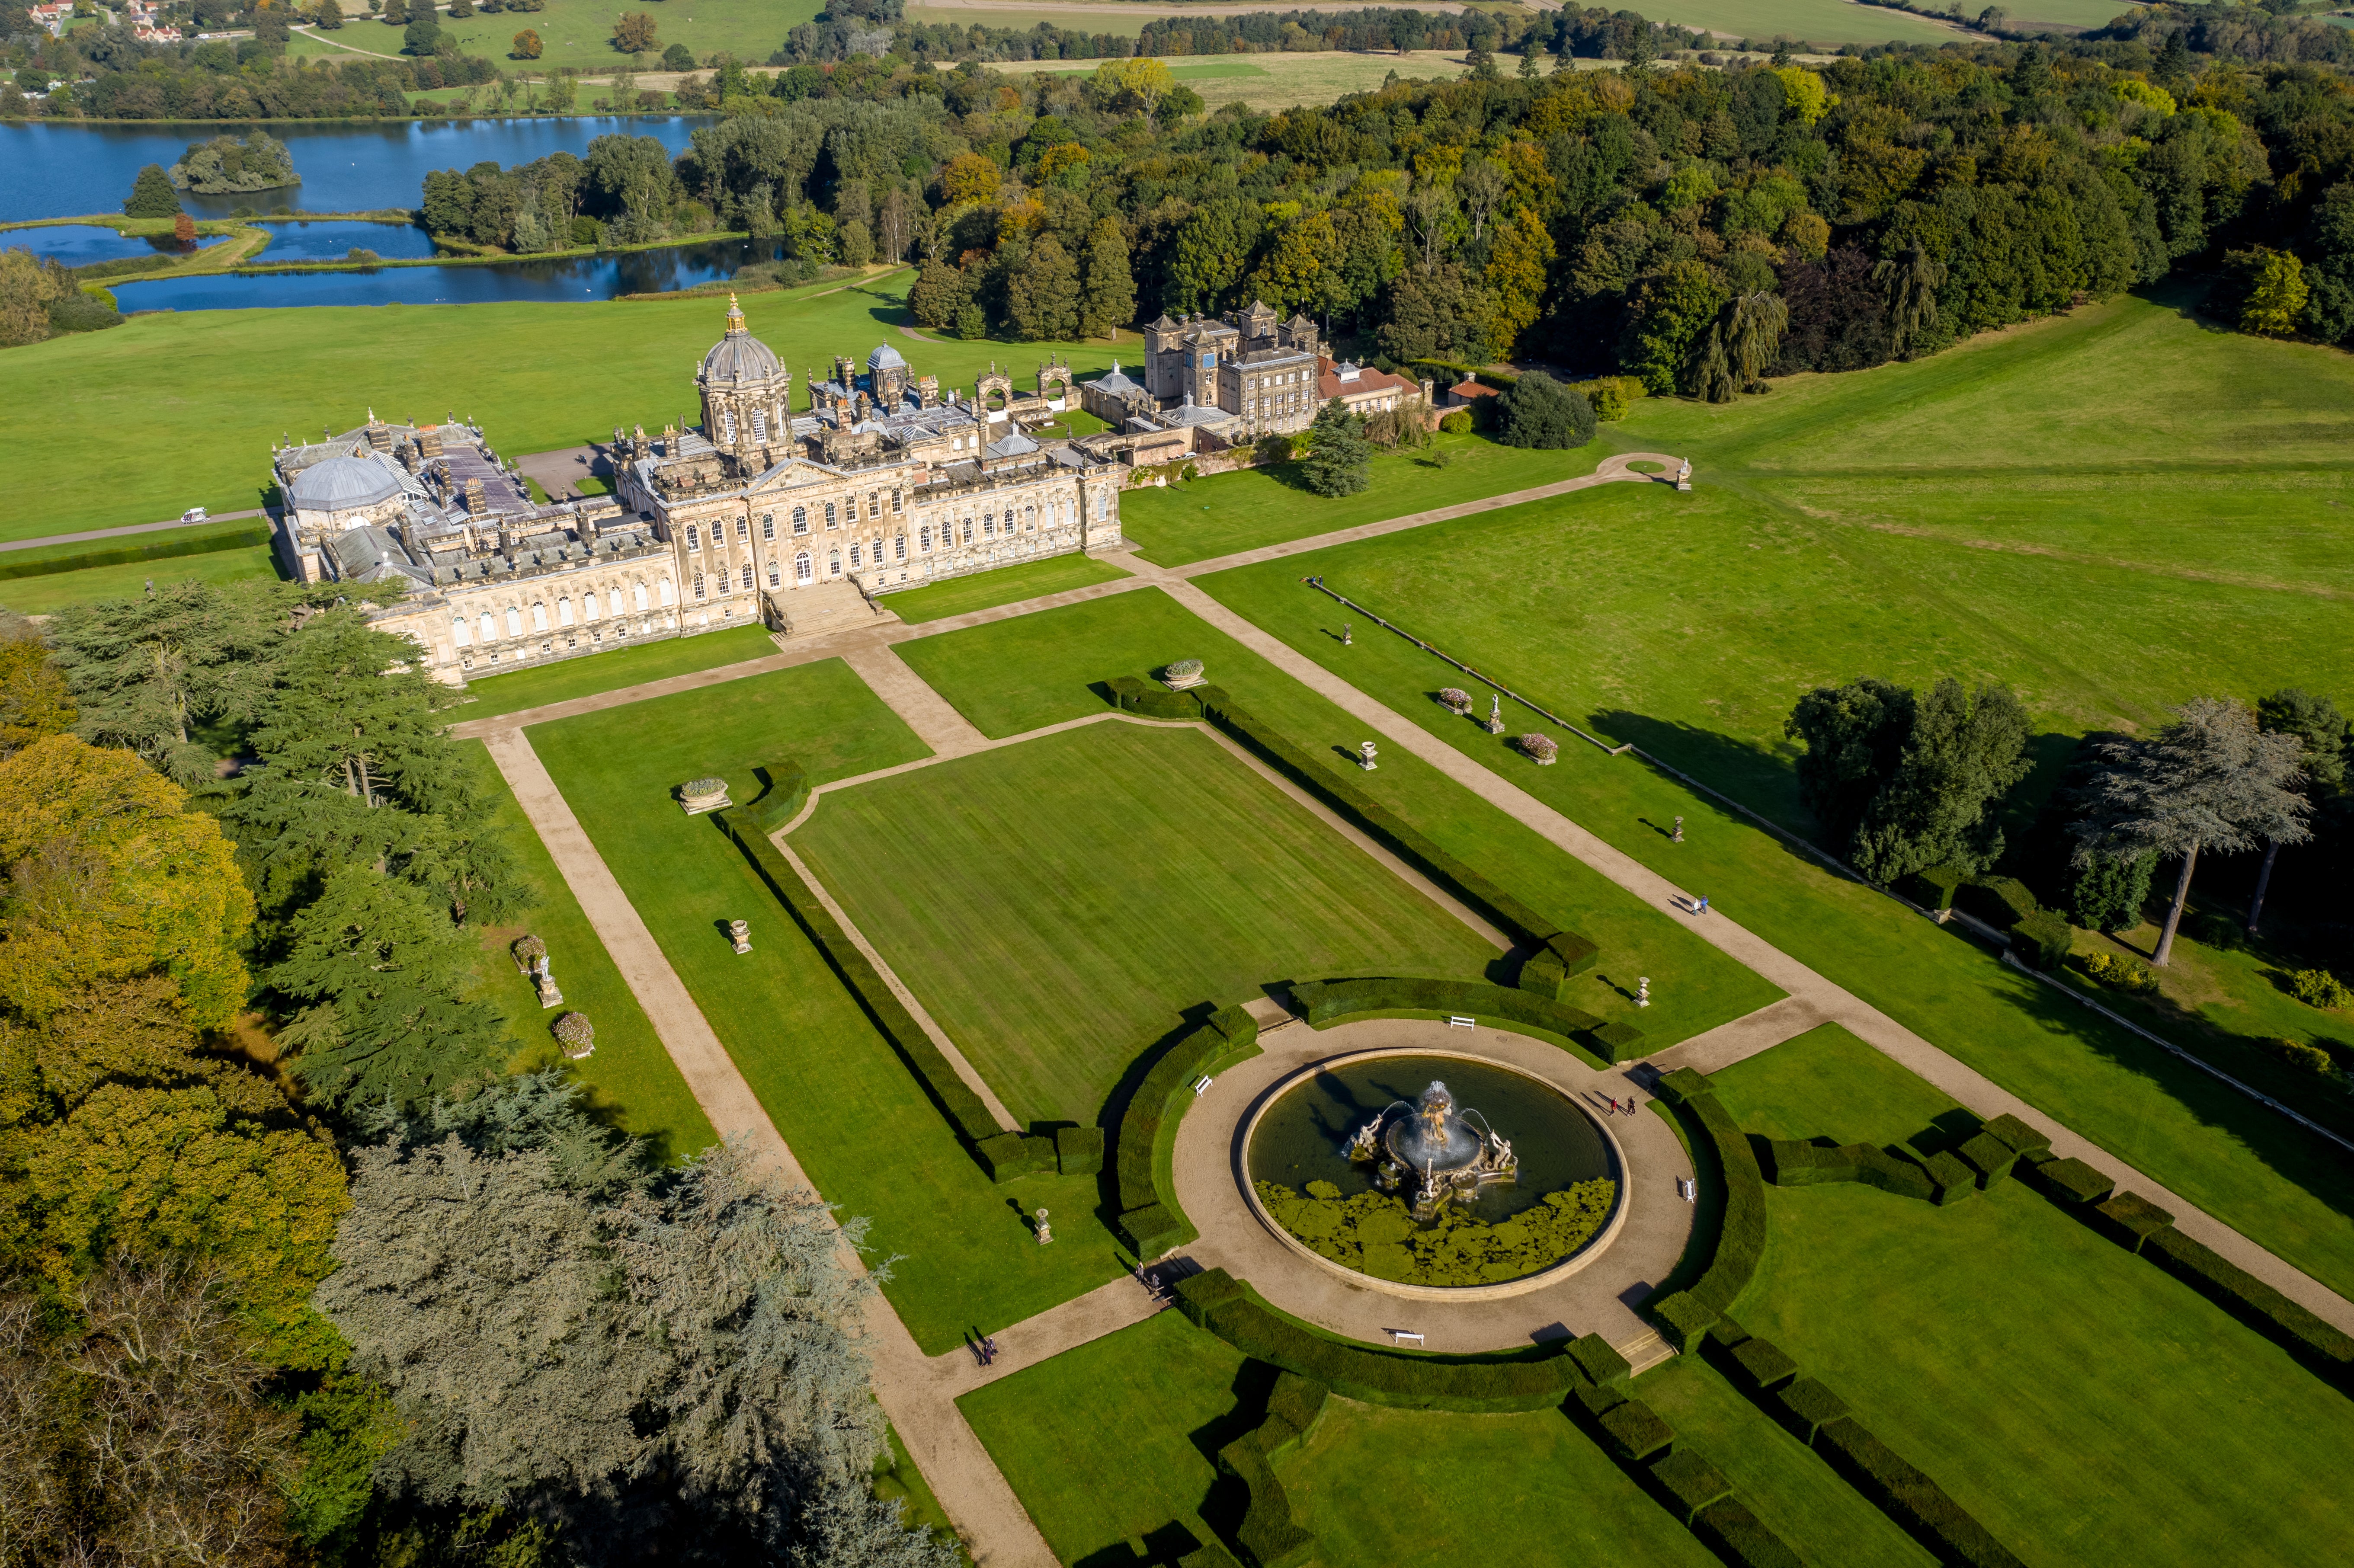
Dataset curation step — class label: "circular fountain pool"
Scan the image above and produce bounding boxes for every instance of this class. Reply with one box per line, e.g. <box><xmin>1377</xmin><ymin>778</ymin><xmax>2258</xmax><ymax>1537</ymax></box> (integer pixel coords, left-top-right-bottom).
<box><xmin>1246</xmin><ymin>1054</ymin><xmax>1620</xmax><ymax>1289</ymax></box>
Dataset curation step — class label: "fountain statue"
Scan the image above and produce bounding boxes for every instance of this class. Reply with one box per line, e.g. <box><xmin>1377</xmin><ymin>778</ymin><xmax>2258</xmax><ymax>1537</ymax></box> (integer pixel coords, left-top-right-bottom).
<box><xmin>1346</xmin><ymin>1080</ymin><xmax>1520</xmax><ymax>1219</ymax></box>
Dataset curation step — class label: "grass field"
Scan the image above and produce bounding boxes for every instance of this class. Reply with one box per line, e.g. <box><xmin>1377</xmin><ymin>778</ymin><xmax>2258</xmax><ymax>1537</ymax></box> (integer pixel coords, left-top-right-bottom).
<box><xmin>529</xmin><ymin>658</ymin><xmax>1133</xmax><ymax>1350</ymax></box>
<box><xmin>1118</xmin><ymin>429</ymin><xmax>1601</xmax><ymax>567</ymax></box>
<box><xmin>322</xmin><ymin>0</ymin><xmax>826</xmax><ymax>78</ymax></box>
<box><xmin>880</xmin><ymin>552</ymin><xmax>1133</xmax><ymax>624</ymax></box>
<box><xmin>958</xmin><ymin>1312</ymin><xmax>1253</xmax><ymax>1564</ymax></box>
<box><xmin>1710</xmin><ymin>1027</ymin><xmax>2354</xmax><ymax>1565</ymax></box>
<box><xmin>994</xmin><ymin>49</ymin><xmax>1513</xmax><ymax>110</ymax></box>
<box><xmin>457</xmin><ymin>741</ymin><xmax>718</xmax><ymax>1163</ymax></box>
<box><xmin>1276</xmin><ymin>1402</ymin><xmax>1717</xmax><ymax>1567</ymax></box>
<box><xmin>0</xmin><ymin>546</ymin><xmax>283</xmax><ymax>614</ymax></box>
<box><xmin>453</xmin><ymin>622</ymin><xmax>775</xmax><ymax>719</ymax></box>
<box><xmin>1639</xmin><ymin>0</ymin><xmax>1959</xmax><ymax>45</ymax></box>
<box><xmin>1</xmin><ymin>270</ymin><xmax>1140</xmax><ymax>542</ymax></box>
<box><xmin>794</xmin><ymin>721</ymin><xmax>1501</xmax><ymax>1125</ymax></box>
<box><xmin>893</xmin><ymin>589</ymin><xmax>1785</xmax><ymax>1052</ymax></box>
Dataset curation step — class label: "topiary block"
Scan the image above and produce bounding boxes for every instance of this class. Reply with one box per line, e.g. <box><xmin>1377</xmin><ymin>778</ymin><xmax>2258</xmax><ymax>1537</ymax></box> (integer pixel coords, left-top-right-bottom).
<box><xmin>1692</xmin><ymin>1497</ymin><xmax>1807</xmax><ymax>1568</ymax></box>
<box><xmin>1922</xmin><ymin>1149</ymin><xmax>1977</xmax><ymax>1204</ymax></box>
<box><xmin>1956</xmin><ymin>1130</ymin><xmax>2017</xmax><ymax>1189</ymax></box>
<box><xmin>1569</xmin><ymin>1379</ymin><xmax>1628</xmax><ymax>1420</ymax></box>
<box><xmin>2027</xmin><ymin>1155</ymin><xmax>2115</xmax><ymax>1206</ymax></box>
<box><xmin>1120</xmin><ymin>1202</ymin><xmax>1192</xmax><ymax>1260</ymax></box>
<box><xmin>1654</xmin><ymin>1066</ymin><xmax>1712</xmax><ymax>1106</ymax></box>
<box><xmin>1568</xmin><ymin>1331</ymin><xmax>1633</xmax><ymax>1389</ymax></box>
<box><xmin>1646</xmin><ymin>1448</ymin><xmax>1734</xmax><ymax>1524</ymax></box>
<box><xmin>1650</xmin><ymin>1290</ymin><xmax>1717</xmax><ymax>1354</ymax></box>
<box><xmin>1596</xmin><ymin>1398</ymin><xmax>1675</xmax><ymax>1463</ymax></box>
<box><xmin>1981</xmin><ymin>1112</ymin><xmax>2052</xmax><ymax>1158</ymax></box>
<box><xmin>1727</xmin><ymin>1336</ymin><xmax>1798</xmax><ymax>1393</ymax></box>
<box><xmin>1771</xmin><ymin>1377</ymin><xmax>1851</xmax><ymax>1444</ymax></box>
<box><xmin>2092</xmin><ymin>1191</ymin><xmax>2175</xmax><ymax>1254</ymax></box>
<box><xmin>1055</xmin><ymin>1126</ymin><xmax>1105</xmax><ymax>1176</ymax></box>
<box><xmin>1591</xmin><ymin>1021</ymin><xmax>1647</xmax><ymax>1062</ymax></box>
<box><xmin>1707</xmin><ymin>1314</ymin><xmax>1752</xmax><ymax>1350</ymax></box>
<box><xmin>974</xmin><ymin>1131</ymin><xmax>1031</xmax><ymax>1184</ymax></box>
<box><xmin>1177</xmin><ymin>1542</ymin><xmax>1245</xmax><ymax>1568</ymax></box>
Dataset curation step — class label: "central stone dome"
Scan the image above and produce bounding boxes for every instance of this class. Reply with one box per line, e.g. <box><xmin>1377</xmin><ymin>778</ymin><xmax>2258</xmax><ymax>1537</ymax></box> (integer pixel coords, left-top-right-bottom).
<box><xmin>286</xmin><ymin>454</ymin><xmax>402</xmax><ymax>511</ymax></box>
<box><xmin>701</xmin><ymin>294</ymin><xmax>781</xmax><ymax>384</ymax></box>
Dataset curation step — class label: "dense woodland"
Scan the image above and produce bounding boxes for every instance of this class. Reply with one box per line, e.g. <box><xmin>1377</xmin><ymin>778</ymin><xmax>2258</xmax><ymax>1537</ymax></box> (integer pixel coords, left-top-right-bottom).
<box><xmin>0</xmin><ymin>597</ymin><xmax>959</xmax><ymax>1567</ymax></box>
<box><xmin>418</xmin><ymin>29</ymin><xmax>2354</xmax><ymax>391</ymax></box>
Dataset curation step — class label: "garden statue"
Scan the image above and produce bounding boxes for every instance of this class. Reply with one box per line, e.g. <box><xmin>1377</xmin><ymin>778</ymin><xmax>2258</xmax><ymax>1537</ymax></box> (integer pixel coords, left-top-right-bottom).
<box><xmin>1035</xmin><ymin>1207</ymin><xmax>1053</xmax><ymax>1245</ymax></box>
<box><xmin>1676</xmin><ymin>458</ymin><xmax>1693</xmax><ymax>491</ymax></box>
<box><xmin>1358</xmin><ymin>740</ymin><xmax>1379</xmax><ymax>771</ymax></box>
<box><xmin>1672</xmin><ymin>816</ymin><xmax>1684</xmax><ymax>844</ymax></box>
<box><xmin>1637</xmin><ymin>977</ymin><xmax>1651</xmax><ymax>1009</ymax></box>
<box><xmin>1342</xmin><ymin>622</ymin><xmax>1353</xmax><ymax>646</ymax></box>
<box><xmin>1486</xmin><ymin>694</ymin><xmax>1505</xmax><ymax>735</ymax></box>
<box><xmin>730</xmin><ymin>918</ymin><xmax>751</xmax><ymax>954</ymax></box>
<box><xmin>534</xmin><ymin>954</ymin><xmax>562</xmax><ymax>1009</ymax></box>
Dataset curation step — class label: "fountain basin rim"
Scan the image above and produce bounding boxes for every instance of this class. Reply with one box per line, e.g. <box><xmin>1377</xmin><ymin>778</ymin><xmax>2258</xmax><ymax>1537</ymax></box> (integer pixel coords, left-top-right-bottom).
<box><xmin>1238</xmin><ymin>1046</ymin><xmax>1632</xmax><ymax>1303</ymax></box>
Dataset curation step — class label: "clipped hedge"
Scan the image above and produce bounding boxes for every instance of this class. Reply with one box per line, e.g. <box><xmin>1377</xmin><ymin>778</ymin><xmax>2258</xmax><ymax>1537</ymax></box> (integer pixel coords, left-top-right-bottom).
<box><xmin>711</xmin><ymin>811</ymin><xmax>1003</xmax><ymax>1147</ymax></box>
<box><xmin>1813</xmin><ymin>1418</ymin><xmax>2027</xmax><ymax>1568</ymax></box>
<box><xmin>1172</xmin><ymin>1270</ymin><xmax>1585</xmax><ymax>1412</ymax></box>
<box><xmin>1956</xmin><ymin>877</ymin><xmax>2039</xmax><ymax>931</ymax></box>
<box><xmin>1567</xmin><ymin>1332</ymin><xmax>1630</xmax><ymax>1390</ymax></box>
<box><xmin>1763</xmin><ymin>1139</ymin><xmax>1937</xmax><ymax>1202</ymax></box>
<box><xmin>975</xmin><ymin>1132</ymin><xmax>1048</xmax><ymax>1184</ymax></box>
<box><xmin>1217</xmin><ymin>1434</ymin><xmax>1316</xmax><ymax>1568</ymax></box>
<box><xmin>1055</xmin><ymin>1125</ymin><xmax>1104</xmax><ymax>1176</ymax></box>
<box><xmin>1288</xmin><ymin>977</ymin><xmax>1634</xmax><ymax>1062</ymax></box>
<box><xmin>1654</xmin><ymin>1077</ymin><xmax>1765</xmax><ymax>1315</ymax></box>
<box><xmin>2090</xmin><ymin>1191</ymin><xmax>2173</xmax><ymax>1253</ymax></box>
<box><xmin>1954</xmin><ymin>1131</ymin><xmax>2018</xmax><ymax>1189</ymax></box>
<box><xmin>1691</xmin><ymin>1498</ymin><xmax>1806</xmax><ymax>1568</ymax></box>
<box><xmin>2022</xmin><ymin>1155</ymin><xmax>2115</xmax><ymax>1207</ymax></box>
<box><xmin>0</xmin><ymin>519</ymin><xmax>270</xmax><ymax>581</ymax></box>
<box><xmin>1922</xmin><ymin>1150</ymin><xmax>1977</xmax><ymax>1205</ymax></box>
<box><xmin>1901</xmin><ymin>864</ymin><xmax>1968</xmax><ymax>912</ymax></box>
<box><xmin>1981</xmin><ymin>1113</ymin><xmax>2051</xmax><ymax>1158</ymax></box>
<box><xmin>1196</xmin><ymin>690</ymin><xmax>1573</xmax><ymax>948</ymax></box>
<box><xmin>2141</xmin><ymin>1224</ymin><xmax>2354</xmax><ymax>1381</ymax></box>
<box><xmin>1648</xmin><ymin>1449</ymin><xmax>1733</xmax><ymax>1524</ymax></box>
<box><xmin>1597</xmin><ymin>1399</ymin><xmax>1675</xmax><ymax>1462</ymax></box>
<box><xmin>1112</xmin><ymin>1013</ymin><xmax>1261</xmax><ymax>1256</ymax></box>
<box><xmin>745</xmin><ymin>759</ymin><xmax>810</xmax><ymax>833</ymax></box>
<box><xmin>1768</xmin><ymin>1377</ymin><xmax>1849</xmax><ymax>1444</ymax></box>
<box><xmin>1650</xmin><ymin>1290</ymin><xmax>1718</xmax><ymax>1353</ymax></box>
<box><xmin>1727</xmin><ymin>1337</ymin><xmax>1797</xmax><ymax>1393</ymax></box>
<box><xmin>2012</xmin><ymin>909</ymin><xmax>2073</xmax><ymax>972</ymax></box>
<box><xmin>1517</xmin><ymin>930</ymin><xmax>1602</xmax><ymax>999</ymax></box>
<box><xmin>1105</xmin><ymin>673</ymin><xmax>1201</xmax><ymax>720</ymax></box>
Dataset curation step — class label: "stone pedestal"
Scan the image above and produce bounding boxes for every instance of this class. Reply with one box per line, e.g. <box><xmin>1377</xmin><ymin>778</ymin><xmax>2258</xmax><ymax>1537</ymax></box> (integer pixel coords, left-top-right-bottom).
<box><xmin>730</xmin><ymin>918</ymin><xmax>751</xmax><ymax>954</ymax></box>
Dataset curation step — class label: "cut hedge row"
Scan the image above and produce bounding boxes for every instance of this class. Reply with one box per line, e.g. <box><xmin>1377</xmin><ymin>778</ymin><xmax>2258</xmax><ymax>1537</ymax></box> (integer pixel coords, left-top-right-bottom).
<box><xmin>745</xmin><ymin>758</ymin><xmax>810</xmax><ymax>833</ymax></box>
<box><xmin>1191</xmin><ymin>686</ymin><xmax>1579</xmax><ymax>951</ymax></box>
<box><xmin>0</xmin><ymin>519</ymin><xmax>270</xmax><ymax>581</ymax></box>
<box><xmin>1172</xmin><ymin>1270</ymin><xmax>1585</xmax><ymax>1412</ymax></box>
<box><xmin>1652</xmin><ymin>1074</ymin><xmax>1765</xmax><ymax>1315</ymax></box>
<box><xmin>1054</xmin><ymin>1125</ymin><xmax>1104</xmax><ymax>1176</ymax></box>
<box><xmin>1105</xmin><ymin>674</ymin><xmax>1201</xmax><ymax>721</ymax></box>
<box><xmin>1762</xmin><ymin>1138</ymin><xmax>1937</xmax><ymax>1202</ymax></box>
<box><xmin>1691</xmin><ymin>1497</ymin><xmax>1806</xmax><ymax>1568</ymax></box>
<box><xmin>712</xmin><ymin>811</ymin><xmax>1003</xmax><ymax>1148</ymax></box>
<box><xmin>2142</xmin><ymin>1219</ymin><xmax>2354</xmax><ymax>1383</ymax></box>
<box><xmin>1287</xmin><ymin>976</ymin><xmax>1640</xmax><ymax>1061</ymax></box>
<box><xmin>1112</xmin><ymin>1008</ymin><xmax>1259</xmax><ymax>1257</ymax></box>
<box><xmin>1813</xmin><ymin>1417</ymin><xmax>2027</xmax><ymax>1568</ymax></box>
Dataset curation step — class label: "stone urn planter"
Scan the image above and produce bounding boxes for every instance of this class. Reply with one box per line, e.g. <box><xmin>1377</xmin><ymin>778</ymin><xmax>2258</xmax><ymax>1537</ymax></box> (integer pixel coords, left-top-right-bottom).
<box><xmin>1517</xmin><ymin>733</ymin><xmax>1559</xmax><ymax>766</ymax></box>
<box><xmin>1437</xmin><ymin>688</ymin><xmax>1473</xmax><ymax>716</ymax></box>
<box><xmin>552</xmin><ymin>1011</ymin><xmax>596</xmax><ymax>1061</ymax></box>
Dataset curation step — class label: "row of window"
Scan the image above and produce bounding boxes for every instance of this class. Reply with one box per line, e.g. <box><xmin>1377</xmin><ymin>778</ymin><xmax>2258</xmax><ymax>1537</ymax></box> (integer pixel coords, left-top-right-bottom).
<box><xmin>682</xmin><ymin>491</ymin><xmax>906</xmax><ymax>552</ymax></box>
<box><xmin>450</xmin><ymin>579</ymin><xmax>669</xmax><ymax>646</ymax></box>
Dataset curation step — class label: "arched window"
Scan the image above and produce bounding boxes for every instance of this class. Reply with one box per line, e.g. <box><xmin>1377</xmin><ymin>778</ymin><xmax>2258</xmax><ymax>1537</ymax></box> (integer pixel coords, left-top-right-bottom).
<box><xmin>721</xmin><ymin>410</ymin><xmax>737</xmax><ymax>442</ymax></box>
<box><xmin>766</xmin><ymin>560</ymin><xmax>780</xmax><ymax>588</ymax></box>
<box><xmin>660</xmin><ymin>576</ymin><xmax>676</xmax><ymax>605</ymax></box>
<box><xmin>828</xmin><ymin>551</ymin><xmax>842</xmax><ymax>576</ymax></box>
<box><xmin>634</xmin><ymin>582</ymin><xmax>650</xmax><ymax>611</ymax></box>
<box><xmin>582</xmin><ymin>592</ymin><xmax>599</xmax><ymax>620</ymax></box>
<box><xmin>505</xmin><ymin>607</ymin><xmax>523</xmax><ymax>637</ymax></box>
<box><xmin>557</xmin><ymin>598</ymin><xmax>574</xmax><ymax>627</ymax></box>
<box><xmin>962</xmin><ymin>518</ymin><xmax>974</xmax><ymax>544</ymax></box>
<box><xmin>894</xmin><ymin>534</ymin><xmax>906</xmax><ymax>561</ymax></box>
<box><xmin>891</xmin><ymin>490</ymin><xmax>903</xmax><ymax>513</ymax></box>
<box><xmin>919</xmin><ymin>525</ymin><xmax>932</xmax><ymax>552</ymax></box>
<box><xmin>982</xmin><ymin>516</ymin><xmax>994</xmax><ymax>539</ymax></box>
<box><xmin>868</xmin><ymin>491</ymin><xmax>880</xmax><ymax>519</ymax></box>
<box><xmin>795</xmin><ymin>552</ymin><xmax>812</xmax><ymax>583</ymax></box>
<box><xmin>736</xmin><ymin>518</ymin><xmax>749</xmax><ymax>541</ymax></box>
<box><xmin>850</xmin><ymin>544</ymin><xmax>862</xmax><ymax>568</ymax></box>
<box><xmin>685</xmin><ymin>524</ymin><xmax>701</xmax><ymax>550</ymax></box>
<box><xmin>452</xmin><ymin>616</ymin><xmax>471</xmax><ymax>648</ymax></box>
<box><xmin>740</xmin><ymin>564</ymin><xmax>754</xmax><ymax>591</ymax></box>
<box><xmin>477</xmin><ymin>611</ymin><xmax>495</xmax><ymax>643</ymax></box>
<box><xmin>752</xmin><ymin>410</ymin><xmax>767</xmax><ymax>442</ymax></box>
<box><xmin>792</xmin><ymin>506</ymin><xmax>807</xmax><ymax>534</ymax></box>
<box><xmin>693</xmin><ymin>573</ymin><xmax>706</xmax><ymax>600</ymax></box>
<box><xmin>762</xmin><ymin>514</ymin><xmax>775</xmax><ymax>541</ymax></box>
<box><xmin>824</xmin><ymin>502</ymin><xmax>837</xmax><ymax>528</ymax></box>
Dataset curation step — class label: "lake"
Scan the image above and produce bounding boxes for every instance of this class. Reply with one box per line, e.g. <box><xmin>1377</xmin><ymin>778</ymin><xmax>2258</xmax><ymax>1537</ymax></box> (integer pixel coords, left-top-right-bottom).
<box><xmin>4</xmin><ymin>222</ymin><xmax>211</xmax><ymax>265</ymax></box>
<box><xmin>112</xmin><ymin>236</ymin><xmax>800</xmax><ymax>310</ymax></box>
<box><xmin>0</xmin><ymin>116</ymin><xmax>709</xmax><ymax>223</ymax></box>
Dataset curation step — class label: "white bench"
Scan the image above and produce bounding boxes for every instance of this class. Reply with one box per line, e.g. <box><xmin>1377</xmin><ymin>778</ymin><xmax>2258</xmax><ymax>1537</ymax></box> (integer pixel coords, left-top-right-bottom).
<box><xmin>1446</xmin><ymin>1015</ymin><xmax>1475</xmax><ymax>1029</ymax></box>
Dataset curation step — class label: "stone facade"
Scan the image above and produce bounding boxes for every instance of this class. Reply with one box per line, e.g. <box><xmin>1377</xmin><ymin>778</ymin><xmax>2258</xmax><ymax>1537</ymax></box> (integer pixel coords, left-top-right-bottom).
<box><xmin>270</xmin><ymin>296</ymin><xmax>1126</xmax><ymax>687</ymax></box>
<box><xmin>1126</xmin><ymin>301</ymin><xmax>1323</xmax><ymax>441</ymax></box>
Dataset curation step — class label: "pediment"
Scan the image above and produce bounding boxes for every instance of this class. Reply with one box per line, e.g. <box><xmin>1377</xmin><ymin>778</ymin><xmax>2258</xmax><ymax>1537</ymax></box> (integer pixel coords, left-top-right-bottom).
<box><xmin>743</xmin><ymin>458</ymin><xmax>846</xmax><ymax>493</ymax></box>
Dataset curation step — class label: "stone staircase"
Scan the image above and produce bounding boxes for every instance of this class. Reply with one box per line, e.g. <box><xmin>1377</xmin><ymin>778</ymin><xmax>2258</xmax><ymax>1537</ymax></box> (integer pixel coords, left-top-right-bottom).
<box><xmin>1615</xmin><ymin>1329</ymin><xmax>1678</xmax><ymax>1377</ymax></box>
<box><xmin>766</xmin><ymin>576</ymin><xmax>893</xmax><ymax>649</ymax></box>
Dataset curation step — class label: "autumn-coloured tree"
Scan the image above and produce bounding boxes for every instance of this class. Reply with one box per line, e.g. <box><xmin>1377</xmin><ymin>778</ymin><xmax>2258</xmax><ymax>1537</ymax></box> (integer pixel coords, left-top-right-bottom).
<box><xmin>940</xmin><ymin>150</ymin><xmax>1000</xmax><ymax>207</ymax></box>
<box><xmin>511</xmin><ymin>26</ymin><xmax>541</xmax><ymax>58</ymax></box>
<box><xmin>612</xmin><ymin>10</ymin><xmax>657</xmax><ymax>55</ymax></box>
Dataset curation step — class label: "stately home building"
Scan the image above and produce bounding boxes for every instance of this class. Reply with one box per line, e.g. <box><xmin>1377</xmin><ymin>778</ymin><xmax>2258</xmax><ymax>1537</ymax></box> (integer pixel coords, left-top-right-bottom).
<box><xmin>269</xmin><ymin>298</ymin><xmax>1126</xmax><ymax>686</ymax></box>
<box><xmin>1127</xmin><ymin>301</ymin><xmax>1325</xmax><ymax>440</ymax></box>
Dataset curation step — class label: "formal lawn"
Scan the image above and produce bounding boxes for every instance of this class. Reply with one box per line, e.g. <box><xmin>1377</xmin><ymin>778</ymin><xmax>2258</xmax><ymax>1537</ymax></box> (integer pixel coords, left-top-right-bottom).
<box><xmin>1189</xmin><ymin>290</ymin><xmax>2354</xmax><ymax>1296</ymax></box>
<box><xmin>895</xmin><ymin>589</ymin><xmax>1784</xmax><ymax>1055</ymax></box>
<box><xmin>794</xmin><ymin>721</ymin><xmax>1500</xmax><ymax>1126</ymax></box>
<box><xmin>457</xmin><ymin>741</ymin><xmax>717</xmax><ymax>1164</ymax></box>
<box><xmin>2</xmin><ymin>271</ymin><xmax>1140</xmax><ymax>542</ymax></box>
<box><xmin>0</xmin><ymin>546</ymin><xmax>283</xmax><ymax>614</ymax></box>
<box><xmin>1276</xmin><ymin>1401</ymin><xmax>1718</xmax><ymax>1568</ymax></box>
<box><xmin>1709</xmin><ymin>1029</ymin><xmax>2354</xmax><ymax>1567</ymax></box>
<box><xmin>880</xmin><ymin>552</ymin><xmax>1133</xmax><ymax>624</ymax></box>
<box><xmin>958</xmin><ymin>1312</ymin><xmax>1252</xmax><ymax>1565</ymax></box>
<box><xmin>530</xmin><ymin>659</ymin><xmax>1128</xmax><ymax>1350</ymax></box>
<box><xmin>453</xmin><ymin>623</ymin><xmax>775</xmax><ymax>720</ymax></box>
<box><xmin>1636</xmin><ymin>1354</ymin><xmax>1933</xmax><ymax>1568</ymax></box>
<box><xmin>1115</xmin><ymin>429</ymin><xmax>1600</xmax><ymax>568</ymax></box>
